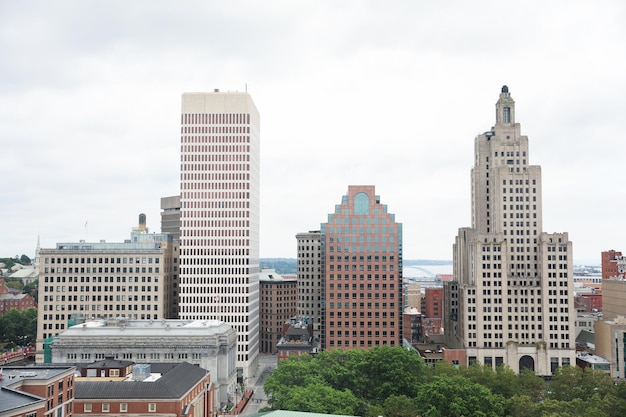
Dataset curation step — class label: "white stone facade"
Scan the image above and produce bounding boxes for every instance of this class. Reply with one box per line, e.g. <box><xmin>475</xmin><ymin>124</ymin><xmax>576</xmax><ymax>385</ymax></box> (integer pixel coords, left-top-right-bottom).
<box><xmin>50</xmin><ymin>318</ymin><xmax>237</xmax><ymax>407</ymax></box>
<box><xmin>445</xmin><ymin>86</ymin><xmax>576</xmax><ymax>376</ymax></box>
<box><xmin>36</xmin><ymin>228</ymin><xmax>179</xmax><ymax>363</ymax></box>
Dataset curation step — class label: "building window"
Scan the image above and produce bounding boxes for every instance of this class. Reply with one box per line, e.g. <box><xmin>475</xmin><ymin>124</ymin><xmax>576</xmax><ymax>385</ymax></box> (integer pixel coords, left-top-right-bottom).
<box><xmin>148</xmin><ymin>403</ymin><xmax>157</xmax><ymax>412</ymax></box>
<box><xmin>84</xmin><ymin>404</ymin><xmax>92</xmax><ymax>413</ymax></box>
<box><xmin>102</xmin><ymin>404</ymin><xmax>110</xmax><ymax>413</ymax></box>
<box><xmin>120</xmin><ymin>404</ymin><xmax>128</xmax><ymax>413</ymax></box>
<box><xmin>110</xmin><ymin>369</ymin><xmax>120</xmax><ymax>377</ymax></box>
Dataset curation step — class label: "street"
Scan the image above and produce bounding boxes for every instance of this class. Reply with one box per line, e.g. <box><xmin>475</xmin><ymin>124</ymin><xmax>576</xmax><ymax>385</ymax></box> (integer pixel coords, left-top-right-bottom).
<box><xmin>241</xmin><ymin>354</ymin><xmax>277</xmax><ymax>415</ymax></box>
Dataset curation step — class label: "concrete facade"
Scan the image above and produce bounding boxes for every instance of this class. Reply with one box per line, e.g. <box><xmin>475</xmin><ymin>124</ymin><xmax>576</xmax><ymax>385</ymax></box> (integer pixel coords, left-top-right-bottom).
<box><xmin>178</xmin><ymin>91</ymin><xmax>260</xmax><ymax>380</ymax></box>
<box><xmin>160</xmin><ymin>195</ymin><xmax>181</xmax><ymax>242</ymax></box>
<box><xmin>404</xmin><ymin>283</ymin><xmax>421</xmax><ymax>309</ymax></box>
<box><xmin>36</xmin><ymin>219</ymin><xmax>179</xmax><ymax>363</ymax></box>
<box><xmin>602</xmin><ymin>278</ymin><xmax>626</xmax><ymax>321</ymax></box>
<box><xmin>595</xmin><ymin>317</ymin><xmax>626</xmax><ymax>379</ymax></box>
<box><xmin>322</xmin><ymin>185</ymin><xmax>403</xmax><ymax>350</ymax></box>
<box><xmin>295</xmin><ymin>231</ymin><xmax>323</xmax><ymax>346</ymax></box>
<box><xmin>50</xmin><ymin>318</ymin><xmax>236</xmax><ymax>408</ymax></box>
<box><xmin>445</xmin><ymin>86</ymin><xmax>576</xmax><ymax>375</ymax></box>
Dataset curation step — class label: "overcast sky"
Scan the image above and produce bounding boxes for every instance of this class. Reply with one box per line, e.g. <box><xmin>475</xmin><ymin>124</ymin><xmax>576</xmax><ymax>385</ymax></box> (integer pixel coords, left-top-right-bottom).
<box><xmin>1</xmin><ymin>1</ymin><xmax>624</xmax><ymax>264</ymax></box>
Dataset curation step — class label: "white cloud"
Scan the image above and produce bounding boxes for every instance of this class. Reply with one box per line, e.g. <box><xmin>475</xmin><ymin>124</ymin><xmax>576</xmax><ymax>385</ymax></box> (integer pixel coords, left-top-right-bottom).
<box><xmin>1</xmin><ymin>0</ymin><xmax>624</xmax><ymax>264</ymax></box>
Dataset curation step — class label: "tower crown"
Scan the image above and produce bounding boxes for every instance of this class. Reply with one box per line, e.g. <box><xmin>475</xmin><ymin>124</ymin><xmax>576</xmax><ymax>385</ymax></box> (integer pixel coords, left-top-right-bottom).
<box><xmin>496</xmin><ymin>85</ymin><xmax>515</xmax><ymax>125</ymax></box>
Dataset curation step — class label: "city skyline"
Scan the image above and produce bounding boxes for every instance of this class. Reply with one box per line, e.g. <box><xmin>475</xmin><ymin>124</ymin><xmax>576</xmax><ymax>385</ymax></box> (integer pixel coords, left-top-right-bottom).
<box><xmin>2</xmin><ymin>1</ymin><xmax>625</xmax><ymax>264</ymax></box>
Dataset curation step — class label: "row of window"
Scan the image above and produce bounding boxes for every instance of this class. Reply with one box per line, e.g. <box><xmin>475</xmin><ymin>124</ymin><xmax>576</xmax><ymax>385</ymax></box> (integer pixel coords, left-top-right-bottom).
<box><xmin>84</xmin><ymin>403</ymin><xmax>156</xmax><ymax>413</ymax></box>
<box><xmin>46</xmin><ymin>257</ymin><xmax>160</xmax><ymax>264</ymax></box>
<box><xmin>328</xmin><ymin>339</ymin><xmax>396</xmax><ymax>347</ymax></box>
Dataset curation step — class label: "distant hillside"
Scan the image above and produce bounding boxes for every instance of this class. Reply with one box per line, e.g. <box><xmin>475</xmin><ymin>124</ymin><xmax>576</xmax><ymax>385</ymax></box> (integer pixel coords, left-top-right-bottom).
<box><xmin>260</xmin><ymin>258</ymin><xmax>453</xmax><ymax>276</ymax></box>
<box><xmin>260</xmin><ymin>258</ymin><xmax>297</xmax><ymax>275</ymax></box>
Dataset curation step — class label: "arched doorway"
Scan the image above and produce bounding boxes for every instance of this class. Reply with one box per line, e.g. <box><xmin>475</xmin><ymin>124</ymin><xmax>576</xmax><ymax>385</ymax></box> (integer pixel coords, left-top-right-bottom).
<box><xmin>519</xmin><ymin>355</ymin><xmax>535</xmax><ymax>372</ymax></box>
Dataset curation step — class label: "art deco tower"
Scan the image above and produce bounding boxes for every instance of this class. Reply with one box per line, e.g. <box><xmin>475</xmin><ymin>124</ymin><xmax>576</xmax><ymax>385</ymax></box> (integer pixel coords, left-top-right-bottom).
<box><xmin>444</xmin><ymin>86</ymin><xmax>575</xmax><ymax>375</ymax></box>
<box><xmin>178</xmin><ymin>91</ymin><xmax>260</xmax><ymax>380</ymax></box>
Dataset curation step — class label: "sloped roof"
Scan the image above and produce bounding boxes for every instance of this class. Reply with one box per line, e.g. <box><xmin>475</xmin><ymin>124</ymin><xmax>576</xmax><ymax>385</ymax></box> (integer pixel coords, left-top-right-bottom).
<box><xmin>576</xmin><ymin>329</ymin><xmax>595</xmax><ymax>346</ymax></box>
<box><xmin>9</xmin><ymin>268</ymin><xmax>37</xmax><ymax>278</ymax></box>
<box><xmin>75</xmin><ymin>362</ymin><xmax>206</xmax><ymax>400</ymax></box>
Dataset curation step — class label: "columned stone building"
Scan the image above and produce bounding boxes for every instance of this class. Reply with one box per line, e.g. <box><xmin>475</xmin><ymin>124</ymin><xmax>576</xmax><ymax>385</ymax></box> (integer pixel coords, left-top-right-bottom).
<box><xmin>50</xmin><ymin>318</ymin><xmax>236</xmax><ymax>408</ymax></box>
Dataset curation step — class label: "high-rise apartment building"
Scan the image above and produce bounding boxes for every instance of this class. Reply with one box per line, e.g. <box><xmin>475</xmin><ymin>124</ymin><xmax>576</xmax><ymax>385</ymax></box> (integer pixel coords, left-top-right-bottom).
<box><xmin>178</xmin><ymin>91</ymin><xmax>260</xmax><ymax>380</ymax></box>
<box><xmin>445</xmin><ymin>86</ymin><xmax>575</xmax><ymax>375</ymax></box>
<box><xmin>36</xmin><ymin>216</ymin><xmax>179</xmax><ymax>363</ymax></box>
<box><xmin>296</xmin><ymin>230</ymin><xmax>323</xmax><ymax>342</ymax></box>
<box><xmin>322</xmin><ymin>185</ymin><xmax>403</xmax><ymax>350</ymax></box>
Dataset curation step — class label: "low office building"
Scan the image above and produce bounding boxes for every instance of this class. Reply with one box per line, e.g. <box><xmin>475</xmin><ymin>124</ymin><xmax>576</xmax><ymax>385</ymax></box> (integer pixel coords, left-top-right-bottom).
<box><xmin>402</xmin><ymin>307</ymin><xmax>424</xmax><ymax>344</ymax></box>
<box><xmin>74</xmin><ymin>361</ymin><xmax>212</xmax><ymax>417</ymax></box>
<box><xmin>50</xmin><ymin>318</ymin><xmax>236</xmax><ymax>408</ymax></box>
<box><xmin>0</xmin><ymin>365</ymin><xmax>75</xmax><ymax>417</ymax></box>
<box><xmin>576</xmin><ymin>352</ymin><xmax>610</xmax><ymax>374</ymax></box>
<box><xmin>277</xmin><ymin>319</ymin><xmax>316</xmax><ymax>362</ymax></box>
<box><xmin>595</xmin><ymin>316</ymin><xmax>626</xmax><ymax>379</ymax></box>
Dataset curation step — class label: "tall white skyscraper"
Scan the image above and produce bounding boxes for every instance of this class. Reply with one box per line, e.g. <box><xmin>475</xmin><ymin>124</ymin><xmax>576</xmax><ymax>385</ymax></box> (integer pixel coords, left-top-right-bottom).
<box><xmin>179</xmin><ymin>90</ymin><xmax>260</xmax><ymax>380</ymax></box>
<box><xmin>444</xmin><ymin>86</ymin><xmax>575</xmax><ymax>376</ymax></box>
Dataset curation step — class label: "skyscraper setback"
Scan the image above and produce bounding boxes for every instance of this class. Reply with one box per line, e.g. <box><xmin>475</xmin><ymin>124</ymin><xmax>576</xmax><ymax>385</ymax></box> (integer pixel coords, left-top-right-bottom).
<box><xmin>445</xmin><ymin>86</ymin><xmax>575</xmax><ymax>375</ymax></box>
<box><xmin>322</xmin><ymin>185</ymin><xmax>403</xmax><ymax>349</ymax></box>
<box><xmin>178</xmin><ymin>91</ymin><xmax>260</xmax><ymax>379</ymax></box>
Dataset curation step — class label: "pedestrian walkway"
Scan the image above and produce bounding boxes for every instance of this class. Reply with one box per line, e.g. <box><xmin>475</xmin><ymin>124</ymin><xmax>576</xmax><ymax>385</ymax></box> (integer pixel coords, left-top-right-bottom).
<box><xmin>224</xmin><ymin>389</ymin><xmax>254</xmax><ymax>415</ymax></box>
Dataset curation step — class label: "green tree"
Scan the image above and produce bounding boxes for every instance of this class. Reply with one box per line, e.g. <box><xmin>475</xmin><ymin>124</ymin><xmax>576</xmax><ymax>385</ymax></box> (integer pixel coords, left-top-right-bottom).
<box><xmin>507</xmin><ymin>394</ymin><xmax>539</xmax><ymax>417</ymax></box>
<box><xmin>415</xmin><ymin>375</ymin><xmax>506</xmax><ymax>417</ymax></box>
<box><xmin>20</xmin><ymin>254</ymin><xmax>31</xmax><ymax>265</ymax></box>
<box><xmin>3</xmin><ymin>278</ymin><xmax>23</xmax><ymax>291</ymax></box>
<box><xmin>264</xmin><ymin>355</ymin><xmax>323</xmax><ymax>408</ymax></box>
<box><xmin>0</xmin><ymin>308</ymin><xmax>37</xmax><ymax>347</ymax></box>
<box><xmin>352</xmin><ymin>345</ymin><xmax>426</xmax><ymax>402</ymax></box>
<box><xmin>23</xmin><ymin>279</ymin><xmax>38</xmax><ymax>297</ymax></box>
<box><xmin>280</xmin><ymin>383</ymin><xmax>360</xmax><ymax>415</ymax></box>
<box><xmin>0</xmin><ymin>258</ymin><xmax>16</xmax><ymax>269</ymax></box>
<box><xmin>380</xmin><ymin>395</ymin><xmax>418</xmax><ymax>417</ymax></box>
<box><xmin>517</xmin><ymin>367</ymin><xmax>545</xmax><ymax>401</ymax></box>
<box><xmin>548</xmin><ymin>366</ymin><xmax>614</xmax><ymax>402</ymax></box>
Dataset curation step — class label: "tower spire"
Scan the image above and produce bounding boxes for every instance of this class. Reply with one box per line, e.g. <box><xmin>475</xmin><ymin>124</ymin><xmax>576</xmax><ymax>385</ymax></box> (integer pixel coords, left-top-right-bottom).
<box><xmin>495</xmin><ymin>85</ymin><xmax>515</xmax><ymax>125</ymax></box>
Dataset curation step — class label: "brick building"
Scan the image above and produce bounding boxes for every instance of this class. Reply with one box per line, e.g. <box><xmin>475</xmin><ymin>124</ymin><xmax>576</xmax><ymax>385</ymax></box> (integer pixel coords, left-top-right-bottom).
<box><xmin>0</xmin><ymin>278</ymin><xmax>36</xmax><ymax>315</ymax></box>
<box><xmin>74</xmin><ymin>361</ymin><xmax>212</xmax><ymax>417</ymax></box>
<box><xmin>0</xmin><ymin>365</ymin><xmax>75</xmax><ymax>417</ymax></box>
<box><xmin>259</xmin><ymin>269</ymin><xmax>298</xmax><ymax>353</ymax></box>
<box><xmin>602</xmin><ymin>250</ymin><xmax>625</xmax><ymax>279</ymax></box>
<box><xmin>322</xmin><ymin>185</ymin><xmax>403</xmax><ymax>350</ymax></box>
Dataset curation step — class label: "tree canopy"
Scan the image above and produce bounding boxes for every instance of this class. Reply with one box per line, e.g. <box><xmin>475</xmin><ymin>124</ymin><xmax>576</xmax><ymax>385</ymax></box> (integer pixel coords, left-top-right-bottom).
<box><xmin>263</xmin><ymin>347</ymin><xmax>626</xmax><ymax>417</ymax></box>
<box><xmin>0</xmin><ymin>308</ymin><xmax>37</xmax><ymax>348</ymax></box>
